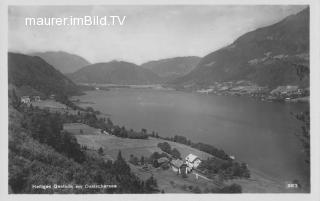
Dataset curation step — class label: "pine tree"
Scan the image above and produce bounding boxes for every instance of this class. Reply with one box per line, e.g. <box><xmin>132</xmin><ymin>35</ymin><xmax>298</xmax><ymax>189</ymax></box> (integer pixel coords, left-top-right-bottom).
<box><xmin>113</xmin><ymin>151</ymin><xmax>130</xmax><ymax>175</ymax></box>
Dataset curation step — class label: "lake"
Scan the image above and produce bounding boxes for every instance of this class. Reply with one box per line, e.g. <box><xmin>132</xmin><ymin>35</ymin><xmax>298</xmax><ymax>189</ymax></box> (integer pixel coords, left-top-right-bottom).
<box><xmin>75</xmin><ymin>88</ymin><xmax>309</xmax><ymax>188</ymax></box>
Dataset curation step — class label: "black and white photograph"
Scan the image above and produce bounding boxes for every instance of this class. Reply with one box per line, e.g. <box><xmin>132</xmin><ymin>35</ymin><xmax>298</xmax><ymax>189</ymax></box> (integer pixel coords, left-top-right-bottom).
<box><xmin>1</xmin><ymin>0</ymin><xmax>320</xmax><ymax>199</ymax></box>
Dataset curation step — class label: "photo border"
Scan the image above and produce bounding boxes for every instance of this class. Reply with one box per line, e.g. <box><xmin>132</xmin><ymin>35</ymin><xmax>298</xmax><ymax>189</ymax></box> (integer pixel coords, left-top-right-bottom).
<box><xmin>0</xmin><ymin>0</ymin><xmax>319</xmax><ymax>201</ymax></box>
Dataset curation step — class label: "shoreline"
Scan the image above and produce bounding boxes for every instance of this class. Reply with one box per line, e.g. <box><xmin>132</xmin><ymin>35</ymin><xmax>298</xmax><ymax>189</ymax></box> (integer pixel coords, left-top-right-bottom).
<box><xmin>66</xmin><ymin>121</ymin><xmax>307</xmax><ymax>193</ymax></box>
<box><xmin>70</xmin><ymin>89</ymin><xmax>310</xmax><ymax>193</ymax></box>
<box><xmin>76</xmin><ymin>83</ymin><xmax>310</xmax><ymax>104</ymax></box>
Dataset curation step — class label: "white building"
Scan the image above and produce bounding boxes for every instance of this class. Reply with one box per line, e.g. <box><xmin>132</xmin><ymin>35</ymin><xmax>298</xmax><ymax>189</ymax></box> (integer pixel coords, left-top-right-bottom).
<box><xmin>21</xmin><ymin>96</ymin><xmax>31</xmax><ymax>104</ymax></box>
<box><xmin>103</xmin><ymin>130</ymin><xmax>110</xmax><ymax>135</ymax></box>
<box><xmin>33</xmin><ymin>96</ymin><xmax>41</xmax><ymax>102</ymax></box>
<box><xmin>185</xmin><ymin>154</ymin><xmax>201</xmax><ymax>170</ymax></box>
<box><xmin>196</xmin><ymin>88</ymin><xmax>214</xmax><ymax>94</ymax></box>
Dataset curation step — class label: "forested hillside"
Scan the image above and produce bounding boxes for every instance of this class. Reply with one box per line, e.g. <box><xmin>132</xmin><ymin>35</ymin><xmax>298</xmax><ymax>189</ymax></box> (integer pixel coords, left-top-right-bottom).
<box><xmin>8</xmin><ymin>53</ymin><xmax>80</xmax><ymax>97</ymax></box>
<box><xmin>173</xmin><ymin>8</ymin><xmax>309</xmax><ymax>88</ymax></box>
<box><xmin>9</xmin><ymin>104</ymin><xmax>158</xmax><ymax>193</ymax></box>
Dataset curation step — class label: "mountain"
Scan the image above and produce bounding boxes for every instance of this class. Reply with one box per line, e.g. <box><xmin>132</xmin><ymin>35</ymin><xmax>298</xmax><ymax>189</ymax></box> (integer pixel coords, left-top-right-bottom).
<box><xmin>141</xmin><ymin>56</ymin><xmax>201</xmax><ymax>81</ymax></box>
<box><xmin>173</xmin><ymin>8</ymin><xmax>309</xmax><ymax>89</ymax></box>
<box><xmin>8</xmin><ymin>52</ymin><xmax>80</xmax><ymax>96</ymax></box>
<box><xmin>31</xmin><ymin>51</ymin><xmax>90</xmax><ymax>74</ymax></box>
<box><xmin>68</xmin><ymin>61</ymin><xmax>161</xmax><ymax>85</ymax></box>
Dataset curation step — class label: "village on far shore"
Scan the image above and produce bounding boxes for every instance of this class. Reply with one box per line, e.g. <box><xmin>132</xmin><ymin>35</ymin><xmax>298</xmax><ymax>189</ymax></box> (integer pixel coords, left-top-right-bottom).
<box><xmin>188</xmin><ymin>81</ymin><xmax>309</xmax><ymax>103</ymax></box>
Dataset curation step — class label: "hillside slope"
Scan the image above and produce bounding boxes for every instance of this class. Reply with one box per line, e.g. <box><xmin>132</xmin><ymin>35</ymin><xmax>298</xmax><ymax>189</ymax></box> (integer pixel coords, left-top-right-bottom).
<box><xmin>68</xmin><ymin>61</ymin><xmax>161</xmax><ymax>85</ymax></box>
<box><xmin>173</xmin><ymin>8</ymin><xmax>309</xmax><ymax>88</ymax></box>
<box><xmin>8</xmin><ymin>52</ymin><xmax>80</xmax><ymax>96</ymax></box>
<box><xmin>31</xmin><ymin>51</ymin><xmax>90</xmax><ymax>74</ymax></box>
<box><xmin>72</xmin><ymin>125</ymin><xmax>294</xmax><ymax>193</ymax></box>
<box><xmin>141</xmin><ymin>56</ymin><xmax>201</xmax><ymax>81</ymax></box>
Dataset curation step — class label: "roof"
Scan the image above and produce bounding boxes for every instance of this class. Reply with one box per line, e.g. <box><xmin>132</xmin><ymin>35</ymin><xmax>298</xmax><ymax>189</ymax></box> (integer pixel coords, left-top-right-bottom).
<box><xmin>157</xmin><ymin>157</ymin><xmax>169</xmax><ymax>164</ymax></box>
<box><xmin>186</xmin><ymin>154</ymin><xmax>200</xmax><ymax>163</ymax></box>
<box><xmin>170</xmin><ymin>159</ymin><xmax>184</xmax><ymax>168</ymax></box>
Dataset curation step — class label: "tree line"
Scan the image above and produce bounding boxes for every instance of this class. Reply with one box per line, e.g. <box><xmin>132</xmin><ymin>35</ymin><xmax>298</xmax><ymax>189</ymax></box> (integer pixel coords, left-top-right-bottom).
<box><xmin>9</xmin><ymin>103</ymin><xmax>159</xmax><ymax>193</ymax></box>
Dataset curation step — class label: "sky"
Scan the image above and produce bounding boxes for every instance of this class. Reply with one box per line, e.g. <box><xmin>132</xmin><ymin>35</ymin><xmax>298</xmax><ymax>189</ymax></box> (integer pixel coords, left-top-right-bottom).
<box><xmin>8</xmin><ymin>5</ymin><xmax>307</xmax><ymax>64</ymax></box>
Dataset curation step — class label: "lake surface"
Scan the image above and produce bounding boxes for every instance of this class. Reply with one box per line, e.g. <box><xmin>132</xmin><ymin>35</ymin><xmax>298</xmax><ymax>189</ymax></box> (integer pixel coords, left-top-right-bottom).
<box><xmin>75</xmin><ymin>88</ymin><xmax>309</xmax><ymax>187</ymax></box>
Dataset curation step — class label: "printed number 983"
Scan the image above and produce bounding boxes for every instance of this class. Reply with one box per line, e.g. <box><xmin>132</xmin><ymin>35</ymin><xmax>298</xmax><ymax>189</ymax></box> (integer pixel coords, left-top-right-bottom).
<box><xmin>287</xmin><ymin>183</ymin><xmax>299</xmax><ymax>188</ymax></box>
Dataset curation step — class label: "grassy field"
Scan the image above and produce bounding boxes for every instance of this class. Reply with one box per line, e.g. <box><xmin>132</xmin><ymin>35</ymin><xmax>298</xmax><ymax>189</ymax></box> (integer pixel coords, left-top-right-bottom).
<box><xmin>65</xmin><ymin>123</ymin><xmax>212</xmax><ymax>160</ymax></box>
<box><xmin>31</xmin><ymin>100</ymin><xmax>80</xmax><ymax>115</ymax></box>
<box><xmin>64</xmin><ymin>123</ymin><xmax>297</xmax><ymax>193</ymax></box>
<box><xmin>64</xmin><ymin>123</ymin><xmax>101</xmax><ymax>135</ymax></box>
<box><xmin>32</xmin><ymin>99</ymin><xmax>67</xmax><ymax>109</ymax></box>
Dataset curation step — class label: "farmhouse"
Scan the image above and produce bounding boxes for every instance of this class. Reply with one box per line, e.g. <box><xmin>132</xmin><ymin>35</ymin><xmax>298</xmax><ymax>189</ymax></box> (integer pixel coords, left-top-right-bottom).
<box><xmin>170</xmin><ymin>159</ymin><xmax>188</xmax><ymax>175</ymax></box>
<box><xmin>49</xmin><ymin>94</ymin><xmax>56</xmax><ymax>100</ymax></box>
<box><xmin>102</xmin><ymin>130</ymin><xmax>110</xmax><ymax>135</ymax></box>
<box><xmin>229</xmin><ymin>155</ymin><xmax>235</xmax><ymax>160</ymax></box>
<box><xmin>157</xmin><ymin>157</ymin><xmax>170</xmax><ymax>169</ymax></box>
<box><xmin>33</xmin><ymin>96</ymin><xmax>41</xmax><ymax>102</ymax></box>
<box><xmin>185</xmin><ymin>154</ymin><xmax>202</xmax><ymax>169</ymax></box>
<box><xmin>21</xmin><ymin>96</ymin><xmax>31</xmax><ymax>104</ymax></box>
<box><xmin>157</xmin><ymin>157</ymin><xmax>169</xmax><ymax>165</ymax></box>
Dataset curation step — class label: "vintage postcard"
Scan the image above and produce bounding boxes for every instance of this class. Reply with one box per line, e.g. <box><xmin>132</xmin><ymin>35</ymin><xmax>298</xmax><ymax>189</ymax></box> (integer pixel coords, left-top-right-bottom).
<box><xmin>1</xmin><ymin>0</ymin><xmax>319</xmax><ymax>201</ymax></box>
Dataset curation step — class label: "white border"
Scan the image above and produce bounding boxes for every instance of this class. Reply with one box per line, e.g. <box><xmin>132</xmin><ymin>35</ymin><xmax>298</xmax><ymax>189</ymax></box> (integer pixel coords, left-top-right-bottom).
<box><xmin>0</xmin><ymin>0</ymin><xmax>319</xmax><ymax>201</ymax></box>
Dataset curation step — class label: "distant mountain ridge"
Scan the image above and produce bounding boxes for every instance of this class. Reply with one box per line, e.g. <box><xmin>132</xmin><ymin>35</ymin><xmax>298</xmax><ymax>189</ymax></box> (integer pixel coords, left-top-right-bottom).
<box><xmin>141</xmin><ymin>56</ymin><xmax>201</xmax><ymax>81</ymax></box>
<box><xmin>173</xmin><ymin>8</ymin><xmax>309</xmax><ymax>88</ymax></box>
<box><xmin>31</xmin><ymin>51</ymin><xmax>90</xmax><ymax>74</ymax></box>
<box><xmin>68</xmin><ymin>61</ymin><xmax>161</xmax><ymax>85</ymax></box>
<box><xmin>8</xmin><ymin>52</ymin><xmax>80</xmax><ymax>96</ymax></box>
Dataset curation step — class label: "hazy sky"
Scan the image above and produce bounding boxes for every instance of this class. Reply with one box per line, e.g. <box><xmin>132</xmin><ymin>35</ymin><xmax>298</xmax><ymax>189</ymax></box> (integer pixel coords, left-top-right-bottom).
<box><xmin>8</xmin><ymin>5</ymin><xmax>306</xmax><ymax>64</ymax></box>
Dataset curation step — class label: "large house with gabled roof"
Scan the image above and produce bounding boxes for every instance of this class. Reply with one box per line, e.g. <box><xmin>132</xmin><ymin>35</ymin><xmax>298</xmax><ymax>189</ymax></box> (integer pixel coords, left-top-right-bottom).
<box><xmin>185</xmin><ymin>153</ymin><xmax>202</xmax><ymax>170</ymax></box>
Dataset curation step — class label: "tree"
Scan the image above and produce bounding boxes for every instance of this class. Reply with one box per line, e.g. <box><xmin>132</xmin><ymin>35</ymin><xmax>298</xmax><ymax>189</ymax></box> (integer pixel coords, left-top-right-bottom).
<box><xmin>129</xmin><ymin>155</ymin><xmax>139</xmax><ymax>165</ymax></box>
<box><xmin>59</xmin><ymin>131</ymin><xmax>85</xmax><ymax>163</ymax></box>
<box><xmin>10</xmin><ymin>89</ymin><xmax>20</xmax><ymax>109</ymax></box>
<box><xmin>113</xmin><ymin>151</ymin><xmax>131</xmax><ymax>175</ymax></box>
<box><xmin>192</xmin><ymin>186</ymin><xmax>202</xmax><ymax>193</ymax></box>
<box><xmin>157</xmin><ymin>142</ymin><xmax>171</xmax><ymax>154</ymax></box>
<box><xmin>171</xmin><ymin>148</ymin><xmax>181</xmax><ymax>159</ymax></box>
<box><xmin>107</xmin><ymin>118</ymin><xmax>113</xmax><ymax>126</ymax></box>
<box><xmin>145</xmin><ymin>176</ymin><xmax>158</xmax><ymax>192</ymax></box>
<box><xmin>140</xmin><ymin>156</ymin><xmax>145</xmax><ymax>165</ymax></box>
<box><xmin>219</xmin><ymin>183</ymin><xmax>242</xmax><ymax>193</ymax></box>
<box><xmin>173</xmin><ymin>135</ymin><xmax>188</xmax><ymax>144</ymax></box>
<box><xmin>141</xmin><ymin>128</ymin><xmax>147</xmax><ymax>134</ymax></box>
<box><xmin>295</xmin><ymin>111</ymin><xmax>310</xmax><ymax>164</ymax></box>
<box><xmin>98</xmin><ymin>147</ymin><xmax>104</xmax><ymax>155</ymax></box>
<box><xmin>181</xmin><ymin>166</ymin><xmax>188</xmax><ymax>178</ymax></box>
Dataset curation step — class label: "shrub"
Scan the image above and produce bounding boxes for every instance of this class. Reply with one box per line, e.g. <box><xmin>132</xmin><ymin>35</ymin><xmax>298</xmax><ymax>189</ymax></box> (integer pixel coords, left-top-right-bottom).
<box><xmin>157</xmin><ymin>142</ymin><xmax>171</xmax><ymax>153</ymax></box>
<box><xmin>219</xmin><ymin>183</ymin><xmax>242</xmax><ymax>193</ymax></box>
<box><xmin>192</xmin><ymin>186</ymin><xmax>202</xmax><ymax>193</ymax></box>
<box><xmin>171</xmin><ymin>148</ymin><xmax>181</xmax><ymax>159</ymax></box>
